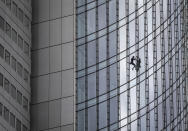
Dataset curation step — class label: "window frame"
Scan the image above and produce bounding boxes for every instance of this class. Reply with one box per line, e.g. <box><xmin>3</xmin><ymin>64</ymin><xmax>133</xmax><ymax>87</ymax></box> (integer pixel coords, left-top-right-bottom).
<box><xmin>5</xmin><ymin>22</ymin><xmax>11</xmax><ymax>37</ymax></box>
<box><xmin>17</xmin><ymin>90</ymin><xmax>22</xmax><ymax>105</ymax></box>
<box><xmin>5</xmin><ymin>50</ymin><xmax>10</xmax><ymax>65</ymax></box>
<box><xmin>0</xmin><ymin>44</ymin><xmax>4</xmax><ymax>58</ymax></box>
<box><xmin>0</xmin><ymin>16</ymin><xmax>5</xmax><ymax>31</ymax></box>
<box><xmin>12</xmin><ymin>28</ymin><xmax>17</xmax><ymax>43</ymax></box>
<box><xmin>11</xmin><ymin>56</ymin><xmax>17</xmax><ymax>71</ymax></box>
<box><xmin>3</xmin><ymin>106</ymin><xmax>9</xmax><ymax>122</ymax></box>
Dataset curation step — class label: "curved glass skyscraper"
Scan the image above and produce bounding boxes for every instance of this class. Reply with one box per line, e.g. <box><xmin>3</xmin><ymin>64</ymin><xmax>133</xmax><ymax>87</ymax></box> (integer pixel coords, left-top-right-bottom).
<box><xmin>0</xmin><ymin>0</ymin><xmax>31</xmax><ymax>131</ymax></box>
<box><xmin>76</xmin><ymin>0</ymin><xmax>188</xmax><ymax>131</ymax></box>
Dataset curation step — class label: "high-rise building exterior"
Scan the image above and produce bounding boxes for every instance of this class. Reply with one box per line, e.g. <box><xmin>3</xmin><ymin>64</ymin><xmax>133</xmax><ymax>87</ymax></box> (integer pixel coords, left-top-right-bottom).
<box><xmin>76</xmin><ymin>0</ymin><xmax>188</xmax><ymax>131</ymax></box>
<box><xmin>0</xmin><ymin>0</ymin><xmax>31</xmax><ymax>131</ymax></box>
<box><xmin>31</xmin><ymin>0</ymin><xmax>76</xmax><ymax>131</ymax></box>
<box><xmin>0</xmin><ymin>0</ymin><xmax>188</xmax><ymax>131</ymax></box>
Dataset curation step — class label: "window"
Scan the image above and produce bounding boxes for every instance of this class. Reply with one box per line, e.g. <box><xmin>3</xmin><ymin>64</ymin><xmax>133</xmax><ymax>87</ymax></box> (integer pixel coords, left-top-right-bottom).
<box><xmin>18</xmin><ymin>8</ymin><xmax>23</xmax><ymax>22</ymax></box>
<box><xmin>24</xmin><ymin>69</ymin><xmax>29</xmax><ymax>83</ymax></box>
<box><xmin>11</xmin><ymin>84</ymin><xmax>16</xmax><ymax>99</ymax></box>
<box><xmin>0</xmin><ymin>44</ymin><xmax>4</xmax><ymax>58</ymax></box>
<box><xmin>18</xmin><ymin>35</ymin><xmax>23</xmax><ymax>49</ymax></box>
<box><xmin>16</xmin><ymin>119</ymin><xmax>21</xmax><ymax>131</ymax></box>
<box><xmin>17</xmin><ymin>90</ymin><xmax>22</xmax><ymax>105</ymax></box>
<box><xmin>5</xmin><ymin>50</ymin><xmax>10</xmax><ymax>64</ymax></box>
<box><xmin>0</xmin><ymin>103</ymin><xmax>2</xmax><ymax>116</ymax></box>
<box><xmin>5</xmin><ymin>23</ymin><xmax>11</xmax><ymax>37</ymax></box>
<box><xmin>17</xmin><ymin>62</ymin><xmax>23</xmax><ymax>77</ymax></box>
<box><xmin>24</xmin><ymin>15</ymin><xmax>30</xmax><ymax>29</ymax></box>
<box><xmin>6</xmin><ymin>0</ymin><xmax>11</xmax><ymax>9</ymax></box>
<box><xmin>22</xmin><ymin>125</ymin><xmax>28</xmax><ymax>131</ymax></box>
<box><xmin>24</xmin><ymin>42</ymin><xmax>29</xmax><ymax>56</ymax></box>
<box><xmin>12</xmin><ymin>28</ymin><xmax>17</xmax><ymax>43</ymax></box>
<box><xmin>0</xmin><ymin>73</ymin><xmax>3</xmax><ymax>87</ymax></box>
<box><xmin>12</xmin><ymin>2</ymin><xmax>17</xmax><ymax>16</ymax></box>
<box><xmin>10</xmin><ymin>112</ymin><xmax>15</xmax><ymax>127</ymax></box>
<box><xmin>3</xmin><ymin>106</ymin><xmax>9</xmax><ymax>122</ymax></box>
<box><xmin>0</xmin><ymin>16</ymin><xmax>5</xmax><ymax>30</ymax></box>
<box><xmin>4</xmin><ymin>78</ymin><xmax>10</xmax><ymax>93</ymax></box>
<box><xmin>11</xmin><ymin>56</ymin><xmax>16</xmax><ymax>71</ymax></box>
<box><xmin>23</xmin><ymin>96</ymin><xmax>28</xmax><ymax>111</ymax></box>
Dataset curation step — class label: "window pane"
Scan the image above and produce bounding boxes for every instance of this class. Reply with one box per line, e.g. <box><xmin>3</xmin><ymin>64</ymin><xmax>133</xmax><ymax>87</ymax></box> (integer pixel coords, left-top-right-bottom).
<box><xmin>4</xmin><ymin>78</ymin><xmax>10</xmax><ymax>93</ymax></box>
<box><xmin>11</xmin><ymin>84</ymin><xmax>16</xmax><ymax>99</ymax></box>
<box><xmin>88</xmin><ymin>106</ymin><xmax>97</xmax><ymax>131</ymax></box>
<box><xmin>17</xmin><ymin>90</ymin><xmax>22</xmax><ymax>105</ymax></box>
<box><xmin>23</xmin><ymin>96</ymin><xmax>28</xmax><ymax>111</ymax></box>
<box><xmin>16</xmin><ymin>119</ymin><xmax>21</xmax><ymax>131</ymax></box>
<box><xmin>12</xmin><ymin>28</ymin><xmax>17</xmax><ymax>43</ymax></box>
<box><xmin>6</xmin><ymin>0</ymin><xmax>11</xmax><ymax>9</ymax></box>
<box><xmin>18</xmin><ymin>35</ymin><xmax>23</xmax><ymax>49</ymax></box>
<box><xmin>0</xmin><ymin>16</ymin><xmax>5</xmax><ymax>30</ymax></box>
<box><xmin>24</xmin><ymin>42</ymin><xmax>29</xmax><ymax>56</ymax></box>
<box><xmin>0</xmin><ymin>103</ymin><xmax>2</xmax><ymax>116</ymax></box>
<box><xmin>5</xmin><ymin>50</ymin><xmax>10</xmax><ymax>64</ymax></box>
<box><xmin>0</xmin><ymin>44</ymin><xmax>4</xmax><ymax>58</ymax></box>
<box><xmin>17</xmin><ymin>62</ymin><xmax>23</xmax><ymax>77</ymax></box>
<box><xmin>11</xmin><ymin>56</ymin><xmax>17</xmax><ymax>71</ymax></box>
<box><xmin>3</xmin><ymin>106</ymin><xmax>9</xmax><ymax>122</ymax></box>
<box><xmin>18</xmin><ymin>8</ymin><xmax>23</xmax><ymax>22</ymax></box>
<box><xmin>12</xmin><ymin>2</ymin><xmax>17</xmax><ymax>16</ymax></box>
<box><xmin>10</xmin><ymin>112</ymin><xmax>15</xmax><ymax>127</ymax></box>
<box><xmin>0</xmin><ymin>73</ymin><xmax>3</xmax><ymax>87</ymax></box>
<box><xmin>24</xmin><ymin>69</ymin><xmax>29</xmax><ymax>83</ymax></box>
<box><xmin>24</xmin><ymin>15</ymin><xmax>30</xmax><ymax>29</ymax></box>
<box><xmin>5</xmin><ymin>23</ymin><xmax>11</xmax><ymax>37</ymax></box>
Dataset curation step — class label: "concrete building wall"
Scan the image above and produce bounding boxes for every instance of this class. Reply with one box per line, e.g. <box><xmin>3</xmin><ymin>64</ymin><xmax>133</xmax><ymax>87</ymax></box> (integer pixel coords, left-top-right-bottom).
<box><xmin>0</xmin><ymin>0</ymin><xmax>31</xmax><ymax>131</ymax></box>
<box><xmin>31</xmin><ymin>0</ymin><xmax>75</xmax><ymax>131</ymax></box>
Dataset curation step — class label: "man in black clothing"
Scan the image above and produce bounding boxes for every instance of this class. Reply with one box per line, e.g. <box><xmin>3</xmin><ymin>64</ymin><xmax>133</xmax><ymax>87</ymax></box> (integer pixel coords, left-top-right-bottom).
<box><xmin>130</xmin><ymin>56</ymin><xmax>136</xmax><ymax>70</ymax></box>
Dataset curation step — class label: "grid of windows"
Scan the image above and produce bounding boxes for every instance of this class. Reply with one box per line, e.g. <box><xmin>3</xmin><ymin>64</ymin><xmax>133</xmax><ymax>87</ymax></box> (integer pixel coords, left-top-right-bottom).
<box><xmin>0</xmin><ymin>15</ymin><xmax>30</xmax><ymax>57</ymax></box>
<box><xmin>0</xmin><ymin>102</ymin><xmax>28</xmax><ymax>131</ymax></box>
<box><xmin>76</xmin><ymin>0</ymin><xmax>188</xmax><ymax>130</ymax></box>
<box><xmin>0</xmin><ymin>0</ymin><xmax>30</xmax><ymax>29</ymax></box>
<box><xmin>0</xmin><ymin>73</ymin><xmax>29</xmax><ymax>111</ymax></box>
<box><xmin>0</xmin><ymin>43</ymin><xmax>30</xmax><ymax>83</ymax></box>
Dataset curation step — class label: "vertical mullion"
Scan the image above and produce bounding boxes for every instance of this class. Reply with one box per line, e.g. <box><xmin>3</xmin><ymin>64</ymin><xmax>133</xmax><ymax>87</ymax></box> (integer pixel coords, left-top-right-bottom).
<box><xmin>135</xmin><ymin>0</ymin><xmax>140</xmax><ymax>130</ymax></box>
<box><xmin>106</xmin><ymin>1</ymin><xmax>110</xmax><ymax>130</ymax></box>
<box><xmin>181</xmin><ymin>0</ymin><xmax>187</xmax><ymax>129</ymax></box>
<box><xmin>116</xmin><ymin>0</ymin><xmax>120</xmax><ymax>130</ymax></box>
<box><xmin>85</xmin><ymin>0</ymin><xmax>88</xmax><ymax>130</ymax></box>
<box><xmin>152</xmin><ymin>0</ymin><xmax>159</xmax><ymax>130</ymax></box>
<box><xmin>167</xmin><ymin>0</ymin><xmax>174</xmax><ymax>130</ymax></box>
<box><xmin>174</xmin><ymin>0</ymin><xmax>181</xmax><ymax>130</ymax></box>
<box><xmin>75</xmin><ymin>1</ymin><xmax>78</xmax><ymax>130</ymax></box>
<box><xmin>125</xmin><ymin>0</ymin><xmax>131</xmax><ymax>130</ymax></box>
<box><xmin>144</xmin><ymin>0</ymin><xmax>150</xmax><ymax>130</ymax></box>
<box><xmin>96</xmin><ymin>0</ymin><xmax>99</xmax><ymax>130</ymax></box>
<box><xmin>160</xmin><ymin>0</ymin><xmax>167</xmax><ymax>129</ymax></box>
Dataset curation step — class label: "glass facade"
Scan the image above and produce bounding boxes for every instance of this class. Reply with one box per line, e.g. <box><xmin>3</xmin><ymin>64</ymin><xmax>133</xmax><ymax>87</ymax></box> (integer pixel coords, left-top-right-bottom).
<box><xmin>76</xmin><ymin>0</ymin><xmax>188</xmax><ymax>131</ymax></box>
